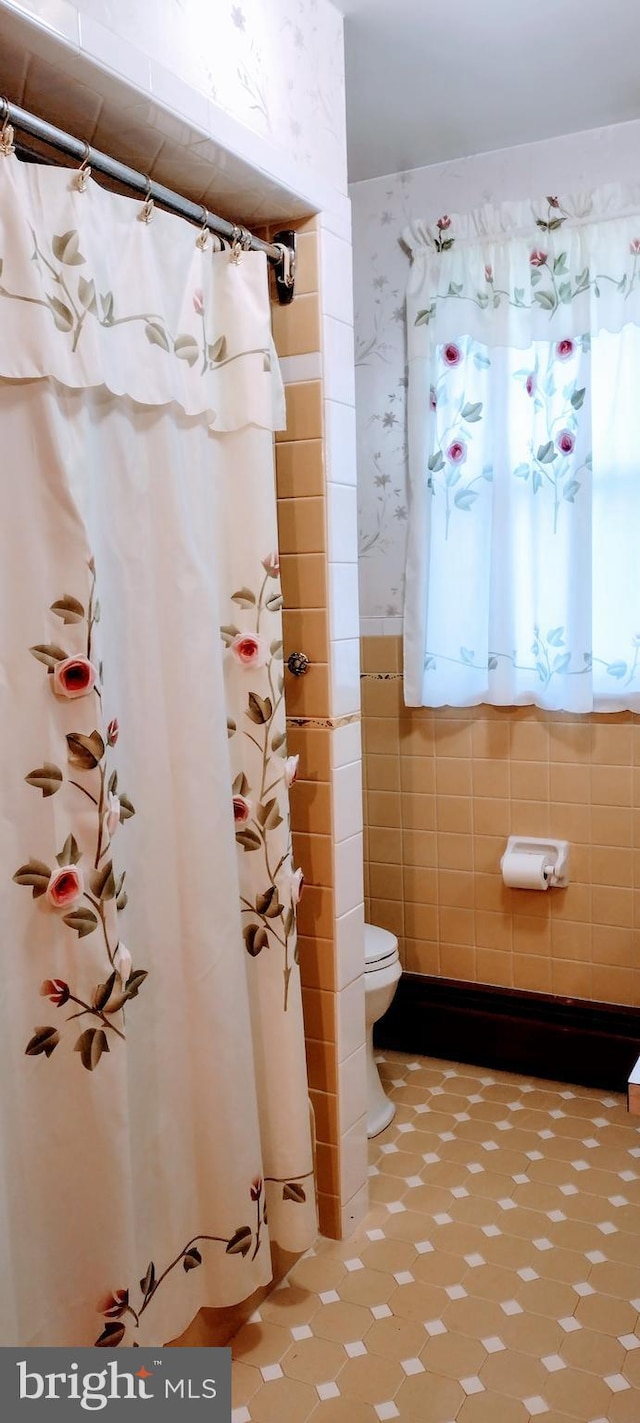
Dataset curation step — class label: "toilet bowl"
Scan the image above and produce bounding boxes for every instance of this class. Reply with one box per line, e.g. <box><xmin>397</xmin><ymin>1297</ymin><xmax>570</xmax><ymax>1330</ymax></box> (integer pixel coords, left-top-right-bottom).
<box><xmin>365</xmin><ymin>923</ymin><xmax>401</xmax><ymax>1138</ymax></box>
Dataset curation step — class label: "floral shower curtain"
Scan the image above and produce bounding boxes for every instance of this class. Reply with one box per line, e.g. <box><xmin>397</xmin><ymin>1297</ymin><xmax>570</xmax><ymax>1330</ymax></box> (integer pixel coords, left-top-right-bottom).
<box><xmin>403</xmin><ymin>187</ymin><xmax>640</xmax><ymax>711</ymax></box>
<box><xmin>0</xmin><ymin>150</ymin><xmax>315</xmax><ymax>1348</ymax></box>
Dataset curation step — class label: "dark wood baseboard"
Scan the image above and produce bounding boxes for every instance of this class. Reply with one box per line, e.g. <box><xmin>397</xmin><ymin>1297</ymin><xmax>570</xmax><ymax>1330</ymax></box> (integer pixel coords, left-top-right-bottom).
<box><xmin>374</xmin><ymin>973</ymin><xmax>640</xmax><ymax>1093</ymax></box>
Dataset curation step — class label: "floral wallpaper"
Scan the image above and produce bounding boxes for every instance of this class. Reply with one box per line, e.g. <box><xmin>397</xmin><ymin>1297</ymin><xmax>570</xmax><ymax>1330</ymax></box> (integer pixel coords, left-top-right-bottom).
<box><xmin>352</xmin><ymin>170</ymin><xmax>415</xmax><ymax>625</ymax></box>
<box><xmin>66</xmin><ymin>0</ymin><xmax>347</xmax><ymax>193</ymax></box>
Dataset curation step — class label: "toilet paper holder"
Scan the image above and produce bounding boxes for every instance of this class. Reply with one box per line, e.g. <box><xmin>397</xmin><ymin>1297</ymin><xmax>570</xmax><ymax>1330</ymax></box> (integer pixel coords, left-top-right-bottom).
<box><xmin>500</xmin><ymin>836</ymin><xmax>570</xmax><ymax>888</ymax></box>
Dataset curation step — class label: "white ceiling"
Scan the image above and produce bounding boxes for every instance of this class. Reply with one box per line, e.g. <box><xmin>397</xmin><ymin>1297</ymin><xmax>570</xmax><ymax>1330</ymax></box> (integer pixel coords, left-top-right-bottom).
<box><xmin>338</xmin><ymin>0</ymin><xmax>640</xmax><ymax>183</ymax></box>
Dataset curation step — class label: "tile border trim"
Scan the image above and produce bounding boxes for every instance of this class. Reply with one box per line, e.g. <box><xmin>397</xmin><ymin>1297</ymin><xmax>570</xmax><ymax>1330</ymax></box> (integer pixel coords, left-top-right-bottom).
<box><xmin>287</xmin><ymin>713</ymin><xmax>361</xmax><ymax>729</ymax></box>
<box><xmin>375</xmin><ymin>972</ymin><xmax>640</xmax><ymax>1094</ymax></box>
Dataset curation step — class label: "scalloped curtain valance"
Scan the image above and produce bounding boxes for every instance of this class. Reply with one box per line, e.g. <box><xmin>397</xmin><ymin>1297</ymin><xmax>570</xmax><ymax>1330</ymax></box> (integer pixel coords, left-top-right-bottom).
<box><xmin>403</xmin><ymin>184</ymin><xmax>640</xmax><ymax>712</ymax></box>
<box><xmin>0</xmin><ymin>154</ymin><xmax>284</xmax><ymax>431</ymax></box>
<box><xmin>404</xmin><ymin>184</ymin><xmax>640</xmax><ymax>354</ymax></box>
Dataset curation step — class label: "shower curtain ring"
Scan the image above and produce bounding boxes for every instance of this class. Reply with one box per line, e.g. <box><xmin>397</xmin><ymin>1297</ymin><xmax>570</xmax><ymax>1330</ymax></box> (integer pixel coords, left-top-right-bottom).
<box><xmin>72</xmin><ymin>139</ymin><xmax>92</xmax><ymax>192</ymax></box>
<box><xmin>138</xmin><ymin>175</ymin><xmax>155</xmax><ymax>224</ymax></box>
<box><xmin>230</xmin><ymin>223</ymin><xmax>244</xmax><ymax>264</ymax></box>
<box><xmin>196</xmin><ymin>204</ymin><xmax>210</xmax><ymax>250</ymax></box>
<box><xmin>0</xmin><ymin>97</ymin><xmax>15</xmax><ymax>156</ymax></box>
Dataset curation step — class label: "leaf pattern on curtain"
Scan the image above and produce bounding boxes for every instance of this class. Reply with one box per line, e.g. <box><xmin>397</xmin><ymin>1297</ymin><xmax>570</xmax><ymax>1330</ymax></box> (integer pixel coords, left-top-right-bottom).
<box><xmin>222</xmin><ymin>553</ymin><xmax>304</xmax><ymax>1013</ymax></box>
<box><xmin>12</xmin><ymin>564</ymin><xmax>146</xmax><ymax>1068</ymax></box>
<box><xmin>403</xmin><ymin>185</ymin><xmax>640</xmax><ymax>711</ymax></box>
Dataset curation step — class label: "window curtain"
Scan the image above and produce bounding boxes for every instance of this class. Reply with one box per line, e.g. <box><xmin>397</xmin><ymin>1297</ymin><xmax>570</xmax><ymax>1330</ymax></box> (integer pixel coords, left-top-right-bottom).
<box><xmin>0</xmin><ymin>150</ymin><xmax>315</xmax><ymax>1348</ymax></box>
<box><xmin>403</xmin><ymin>187</ymin><xmax>640</xmax><ymax>711</ymax></box>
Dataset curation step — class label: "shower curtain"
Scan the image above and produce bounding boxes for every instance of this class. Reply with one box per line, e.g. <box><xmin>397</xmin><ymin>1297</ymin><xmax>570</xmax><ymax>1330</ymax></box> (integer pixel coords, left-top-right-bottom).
<box><xmin>0</xmin><ymin>149</ymin><xmax>315</xmax><ymax>1347</ymax></box>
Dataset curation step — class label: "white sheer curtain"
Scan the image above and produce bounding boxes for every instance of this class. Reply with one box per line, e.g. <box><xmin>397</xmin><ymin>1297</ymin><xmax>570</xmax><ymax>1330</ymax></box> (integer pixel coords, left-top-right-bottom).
<box><xmin>0</xmin><ymin>150</ymin><xmax>315</xmax><ymax>1348</ymax></box>
<box><xmin>403</xmin><ymin>188</ymin><xmax>640</xmax><ymax>711</ymax></box>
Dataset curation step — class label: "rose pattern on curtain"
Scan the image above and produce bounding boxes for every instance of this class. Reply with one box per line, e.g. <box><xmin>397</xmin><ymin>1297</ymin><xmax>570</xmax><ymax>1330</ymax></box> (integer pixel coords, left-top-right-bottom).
<box><xmin>0</xmin><ymin>150</ymin><xmax>315</xmax><ymax>1348</ymax></box>
<box><xmin>403</xmin><ymin>186</ymin><xmax>640</xmax><ymax>711</ymax></box>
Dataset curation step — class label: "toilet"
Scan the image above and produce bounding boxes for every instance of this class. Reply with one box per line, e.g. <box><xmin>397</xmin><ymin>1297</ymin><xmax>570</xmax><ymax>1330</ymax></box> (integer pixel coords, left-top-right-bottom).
<box><xmin>364</xmin><ymin>923</ymin><xmax>402</xmax><ymax>1137</ymax></box>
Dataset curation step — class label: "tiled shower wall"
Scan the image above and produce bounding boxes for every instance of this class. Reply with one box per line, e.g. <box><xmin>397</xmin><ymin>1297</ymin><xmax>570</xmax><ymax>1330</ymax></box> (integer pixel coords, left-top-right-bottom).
<box><xmin>268</xmin><ymin>221</ymin><xmax>368</xmax><ymax>1240</ymax></box>
<box><xmin>362</xmin><ymin>636</ymin><xmax>640</xmax><ymax>1008</ymax></box>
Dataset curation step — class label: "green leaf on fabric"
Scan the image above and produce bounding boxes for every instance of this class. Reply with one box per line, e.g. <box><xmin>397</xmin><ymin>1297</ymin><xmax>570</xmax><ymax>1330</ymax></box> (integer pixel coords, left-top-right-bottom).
<box><xmin>95</xmin><ymin>1323</ymin><xmax>125</xmax><ymax>1347</ymax></box>
<box><xmin>607</xmin><ymin>661</ymin><xmax>628</xmax><ymax>679</ymax></box>
<box><xmin>144</xmin><ymin>321</ymin><xmax>171</xmax><ymax>352</ymax></box>
<box><xmin>63</xmin><ymin>908</ymin><xmax>98</xmax><ymax>938</ymax></box>
<box><xmin>247</xmin><ymin>692</ymin><xmax>272</xmax><ymax>725</ymax></box>
<box><xmin>236</xmin><ymin>828</ymin><xmax>262</xmax><ymax>851</ymax></box>
<box><xmin>226</xmin><ymin>1226</ymin><xmax>252</xmax><ymax>1256</ymax></box>
<box><xmin>47</xmin><ymin>295</ymin><xmax>74</xmax><ymax>332</ymax></box>
<box><xmin>231</xmin><ymin>588</ymin><xmax>256</xmax><ymax>608</ymax></box>
<box><xmin>50</xmin><ymin>595</ymin><xmax>85</xmax><ymax>623</ymax></box>
<box><xmin>183</xmin><ymin>1247</ymin><xmax>202</xmax><ymax>1272</ymax></box>
<box><xmin>90</xmin><ymin>862</ymin><xmax>116</xmax><ymax>901</ymax></box>
<box><xmin>266</xmin><ymin>592</ymin><xmax>283</xmax><ymax>612</ymax></box>
<box><xmin>174</xmin><ymin>334</ymin><xmax>199</xmax><ymax>366</ymax></box>
<box><xmin>563</xmin><ymin>480</ymin><xmax>581</xmax><ymax>502</ymax></box>
<box><xmin>571</xmin><ymin>387</ymin><xmax>586</xmax><ymax>410</ymax></box>
<box><xmin>66</xmin><ymin>730</ymin><xmax>105</xmax><ymax>770</ymax></box>
<box><xmin>546</xmin><ymin>627</ymin><xmax>565</xmax><ymax>646</ymax></box>
<box><xmin>124</xmin><ymin>970</ymin><xmax>148</xmax><ymax>1000</ymax></box>
<box><xmin>233</xmin><ymin>772</ymin><xmax>251</xmax><ymax>797</ymax></box>
<box><xmin>29</xmin><ymin>643</ymin><xmax>67</xmax><ymax>668</ymax></box>
<box><xmin>282</xmin><ymin>1182</ymin><xmax>306</xmax><ymax>1203</ymax></box>
<box><xmin>25</xmin><ymin>763</ymin><xmax>63</xmax><ymax>797</ymax></box>
<box><xmin>93</xmin><ymin>972</ymin><xmax>117</xmax><ymax>1012</ymax></box>
<box><xmin>13</xmin><ymin>859</ymin><xmax>51</xmax><ymax>897</ymax></box>
<box><xmin>74</xmin><ymin>1027</ymin><xmax>109</xmax><ymax>1071</ymax></box>
<box><xmin>453</xmin><ymin>489</ymin><xmax>479</xmax><ymax>511</ymax></box>
<box><xmin>227</xmin><ymin>718</ymin><xmax>237</xmax><ymax>737</ymax></box>
<box><xmin>536</xmin><ymin>441</ymin><xmax>556</xmax><ymax>464</ymax></box>
<box><xmin>243</xmin><ymin>923</ymin><xmax>268</xmax><ymax>956</ymax></box>
<box><xmin>220</xmin><ymin>624</ymin><xmax>240</xmax><ymax>646</ymax></box>
<box><xmin>56</xmin><ymin>833</ymin><xmax>81</xmax><ymax>867</ymax></box>
<box><xmin>25</xmin><ymin>1026</ymin><xmax>60</xmax><ymax>1058</ymax></box>
<box><xmin>208</xmin><ymin>335</ymin><xmax>227</xmax><ymax>363</ymax></box>
<box><xmin>256</xmin><ymin>886</ymin><xmax>284</xmax><ymax>918</ymax></box>
<box><xmin>461</xmin><ymin>401</ymin><xmax>483</xmax><ymax>422</ymax></box>
<box><xmin>52</xmin><ymin>230</ymin><xmax>85</xmax><ymax>265</ymax></box>
<box><xmin>140</xmin><ymin>1263</ymin><xmax>156</xmax><ymax>1297</ymax></box>
<box><xmin>77</xmin><ymin>276</ymin><xmax>97</xmax><ymax>314</ymax></box>
<box><xmin>427</xmin><ymin>451</ymin><xmax>445</xmax><ymax>472</ymax></box>
<box><xmin>118</xmin><ymin>794</ymin><xmax>135</xmax><ymax>820</ymax></box>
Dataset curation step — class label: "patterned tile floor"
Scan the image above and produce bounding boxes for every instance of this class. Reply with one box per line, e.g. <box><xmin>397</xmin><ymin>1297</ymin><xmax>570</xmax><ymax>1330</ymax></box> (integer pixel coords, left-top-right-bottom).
<box><xmin>231</xmin><ymin>1052</ymin><xmax>640</xmax><ymax>1423</ymax></box>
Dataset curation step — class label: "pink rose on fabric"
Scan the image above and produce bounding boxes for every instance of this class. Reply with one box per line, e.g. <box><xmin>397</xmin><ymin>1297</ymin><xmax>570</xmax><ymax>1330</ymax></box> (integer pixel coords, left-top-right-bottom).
<box><xmin>290</xmin><ymin>867</ymin><xmax>304</xmax><ymax>905</ymax></box>
<box><xmin>233</xmin><ymin>794</ymin><xmax>253</xmax><ymax>823</ymax></box>
<box><xmin>530</xmin><ymin>249</ymin><xmax>547</xmax><ymax>267</ymax></box>
<box><xmin>262</xmin><ymin>551</ymin><xmax>280</xmax><ymax>578</ymax></box>
<box><xmin>52</xmin><ymin>655</ymin><xmax>97</xmax><ymax>699</ymax></box>
<box><xmin>546</xmin><ymin>195</ymin><xmax>560</xmax><ymax>208</ymax></box>
<box><xmin>46</xmin><ymin>865</ymin><xmax>84</xmax><ymax>910</ymax></box>
<box><xmin>446</xmin><ymin>439</ymin><xmax>467</xmax><ymax>465</ymax></box>
<box><xmin>114</xmin><ymin>941</ymin><xmax>132</xmax><ymax>985</ymax></box>
<box><xmin>104</xmin><ymin>792</ymin><xmax>121</xmax><ymax>838</ymax></box>
<box><xmin>556</xmin><ymin>429</ymin><xmax>575</xmax><ymax>455</ymax></box>
<box><xmin>429</xmin><ymin>385</ymin><xmax>438</xmax><ymax>411</ymax></box>
<box><xmin>556</xmin><ymin>339</ymin><xmax>574</xmax><ymax>360</ymax></box>
<box><xmin>284</xmin><ymin>755</ymin><xmax>299</xmax><ymax>788</ymax></box>
<box><xmin>193</xmin><ymin>288</ymin><xmax>204</xmax><ymax>315</ymax></box>
<box><xmin>41</xmin><ymin>978</ymin><xmax>70</xmax><ymax>1007</ymax></box>
<box><xmin>443</xmin><ymin>342</ymin><xmax>462</xmax><ymax>366</ymax></box>
<box><xmin>230</xmin><ymin>633</ymin><xmax>268</xmax><ymax>668</ymax></box>
<box><xmin>630</xmin><ymin>239</ymin><xmax>640</xmax><ymax>255</ymax></box>
<box><xmin>436</xmin><ymin>215</ymin><xmax>451</xmax><ymax>231</ymax></box>
<box><xmin>107</xmin><ymin>718</ymin><xmax>119</xmax><ymax>747</ymax></box>
<box><xmin>484</xmin><ymin>264</ymin><xmax>493</xmax><ymax>282</ymax></box>
<box><xmin>525</xmin><ymin>373</ymin><xmax>536</xmax><ymax>397</ymax></box>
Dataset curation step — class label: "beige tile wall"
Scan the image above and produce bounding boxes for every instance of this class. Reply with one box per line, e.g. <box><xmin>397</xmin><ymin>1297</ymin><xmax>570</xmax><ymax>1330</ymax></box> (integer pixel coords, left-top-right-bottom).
<box><xmin>362</xmin><ymin>635</ymin><xmax>640</xmax><ymax>1006</ymax></box>
<box><xmin>269</xmin><ymin>220</ymin><xmax>367</xmax><ymax>1239</ymax></box>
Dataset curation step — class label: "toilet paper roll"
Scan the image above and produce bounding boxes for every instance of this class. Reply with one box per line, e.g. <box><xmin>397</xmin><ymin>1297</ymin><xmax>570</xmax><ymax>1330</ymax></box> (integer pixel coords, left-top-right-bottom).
<box><xmin>501</xmin><ymin>851</ymin><xmax>553</xmax><ymax>890</ymax></box>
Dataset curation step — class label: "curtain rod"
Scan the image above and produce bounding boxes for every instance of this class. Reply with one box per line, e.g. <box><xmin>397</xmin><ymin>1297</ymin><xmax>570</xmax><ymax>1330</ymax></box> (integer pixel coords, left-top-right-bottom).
<box><xmin>1</xmin><ymin>98</ymin><xmax>297</xmax><ymax>304</ymax></box>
